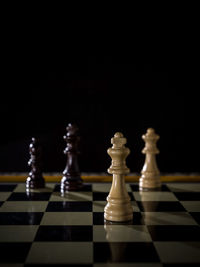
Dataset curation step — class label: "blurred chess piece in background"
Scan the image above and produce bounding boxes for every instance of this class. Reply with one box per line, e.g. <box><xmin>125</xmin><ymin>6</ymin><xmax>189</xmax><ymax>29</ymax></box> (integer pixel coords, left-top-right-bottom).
<box><xmin>26</xmin><ymin>137</ymin><xmax>45</xmax><ymax>189</ymax></box>
<box><xmin>61</xmin><ymin>123</ymin><xmax>83</xmax><ymax>192</ymax></box>
<box><xmin>139</xmin><ymin>128</ymin><xmax>161</xmax><ymax>190</ymax></box>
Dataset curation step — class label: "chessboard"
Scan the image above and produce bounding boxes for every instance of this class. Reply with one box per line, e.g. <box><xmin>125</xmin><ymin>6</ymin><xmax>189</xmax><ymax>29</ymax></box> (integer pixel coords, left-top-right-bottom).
<box><xmin>0</xmin><ymin>182</ymin><xmax>200</xmax><ymax>266</ymax></box>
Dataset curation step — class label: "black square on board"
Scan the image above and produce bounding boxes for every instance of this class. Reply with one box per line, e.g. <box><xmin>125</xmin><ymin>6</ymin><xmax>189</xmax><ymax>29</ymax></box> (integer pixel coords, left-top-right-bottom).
<box><xmin>0</xmin><ymin>242</ymin><xmax>31</xmax><ymax>263</ymax></box>
<box><xmin>93</xmin><ymin>212</ymin><xmax>105</xmax><ymax>225</ymax></box>
<box><xmin>0</xmin><ymin>212</ymin><xmax>43</xmax><ymax>225</ymax></box>
<box><xmin>46</xmin><ymin>201</ymin><xmax>92</xmax><ymax>212</ymax></box>
<box><xmin>24</xmin><ymin>265</ymin><xmax>93</xmax><ymax>267</ymax></box>
<box><xmin>54</xmin><ymin>183</ymin><xmax>92</xmax><ymax>192</ymax></box>
<box><xmin>174</xmin><ymin>192</ymin><xmax>200</xmax><ymax>201</ymax></box>
<box><xmin>148</xmin><ymin>225</ymin><xmax>200</xmax><ymax>241</ymax></box>
<box><xmin>137</xmin><ymin>201</ymin><xmax>186</xmax><ymax>212</ymax></box>
<box><xmin>93</xmin><ymin>242</ymin><xmax>160</xmax><ymax>262</ymax></box>
<box><xmin>0</xmin><ymin>184</ymin><xmax>17</xmax><ymax>192</ymax></box>
<box><xmin>132</xmin><ymin>212</ymin><xmax>145</xmax><ymax>225</ymax></box>
<box><xmin>163</xmin><ymin>264</ymin><xmax>200</xmax><ymax>267</ymax></box>
<box><xmin>7</xmin><ymin>192</ymin><xmax>51</xmax><ymax>201</ymax></box>
<box><xmin>35</xmin><ymin>225</ymin><xmax>93</xmax><ymax>241</ymax></box>
<box><xmin>189</xmin><ymin>212</ymin><xmax>200</xmax><ymax>225</ymax></box>
<box><xmin>93</xmin><ymin>192</ymin><xmax>109</xmax><ymax>201</ymax></box>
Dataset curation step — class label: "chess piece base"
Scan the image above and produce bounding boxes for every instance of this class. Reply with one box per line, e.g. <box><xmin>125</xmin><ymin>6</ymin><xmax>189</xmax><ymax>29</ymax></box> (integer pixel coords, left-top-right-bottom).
<box><xmin>104</xmin><ymin>213</ymin><xmax>133</xmax><ymax>222</ymax></box>
<box><xmin>61</xmin><ymin>176</ymin><xmax>83</xmax><ymax>191</ymax></box>
<box><xmin>104</xmin><ymin>197</ymin><xmax>133</xmax><ymax>222</ymax></box>
<box><xmin>26</xmin><ymin>176</ymin><xmax>45</xmax><ymax>189</ymax></box>
<box><xmin>139</xmin><ymin>173</ymin><xmax>161</xmax><ymax>189</ymax></box>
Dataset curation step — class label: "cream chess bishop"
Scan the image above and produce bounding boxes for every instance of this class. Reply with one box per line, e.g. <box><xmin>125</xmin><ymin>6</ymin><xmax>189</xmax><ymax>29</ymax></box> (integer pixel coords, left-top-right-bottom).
<box><xmin>139</xmin><ymin>128</ymin><xmax>161</xmax><ymax>189</ymax></box>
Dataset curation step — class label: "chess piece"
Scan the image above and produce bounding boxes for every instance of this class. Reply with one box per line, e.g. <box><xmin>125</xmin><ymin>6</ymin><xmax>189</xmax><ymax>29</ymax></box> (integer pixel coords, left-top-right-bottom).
<box><xmin>26</xmin><ymin>137</ymin><xmax>45</xmax><ymax>189</ymax></box>
<box><xmin>61</xmin><ymin>123</ymin><xmax>83</xmax><ymax>192</ymax></box>
<box><xmin>104</xmin><ymin>132</ymin><xmax>133</xmax><ymax>222</ymax></box>
<box><xmin>139</xmin><ymin>128</ymin><xmax>161</xmax><ymax>189</ymax></box>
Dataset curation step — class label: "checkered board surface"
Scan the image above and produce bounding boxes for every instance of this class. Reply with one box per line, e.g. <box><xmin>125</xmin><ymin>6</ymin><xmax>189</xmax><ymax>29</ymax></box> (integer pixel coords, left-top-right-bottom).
<box><xmin>0</xmin><ymin>182</ymin><xmax>200</xmax><ymax>266</ymax></box>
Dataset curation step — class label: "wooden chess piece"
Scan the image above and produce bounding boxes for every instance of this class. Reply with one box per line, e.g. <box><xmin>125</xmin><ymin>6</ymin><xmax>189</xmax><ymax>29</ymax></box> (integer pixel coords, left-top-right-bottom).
<box><xmin>26</xmin><ymin>137</ymin><xmax>45</xmax><ymax>189</ymax></box>
<box><xmin>104</xmin><ymin>132</ymin><xmax>133</xmax><ymax>222</ymax></box>
<box><xmin>60</xmin><ymin>123</ymin><xmax>83</xmax><ymax>192</ymax></box>
<box><xmin>139</xmin><ymin>128</ymin><xmax>161</xmax><ymax>189</ymax></box>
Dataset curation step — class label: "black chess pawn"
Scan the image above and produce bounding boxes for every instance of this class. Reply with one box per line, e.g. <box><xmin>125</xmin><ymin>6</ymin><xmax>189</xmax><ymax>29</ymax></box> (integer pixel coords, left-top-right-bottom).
<box><xmin>26</xmin><ymin>137</ymin><xmax>45</xmax><ymax>189</ymax></box>
<box><xmin>61</xmin><ymin>123</ymin><xmax>83</xmax><ymax>192</ymax></box>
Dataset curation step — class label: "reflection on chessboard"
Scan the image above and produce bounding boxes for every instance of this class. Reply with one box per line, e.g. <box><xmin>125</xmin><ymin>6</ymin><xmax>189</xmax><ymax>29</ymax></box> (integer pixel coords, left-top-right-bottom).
<box><xmin>0</xmin><ymin>182</ymin><xmax>200</xmax><ymax>265</ymax></box>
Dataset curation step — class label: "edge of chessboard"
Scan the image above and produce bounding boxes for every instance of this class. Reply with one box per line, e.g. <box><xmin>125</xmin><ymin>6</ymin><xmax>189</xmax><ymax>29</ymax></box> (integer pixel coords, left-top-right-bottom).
<box><xmin>0</xmin><ymin>174</ymin><xmax>200</xmax><ymax>182</ymax></box>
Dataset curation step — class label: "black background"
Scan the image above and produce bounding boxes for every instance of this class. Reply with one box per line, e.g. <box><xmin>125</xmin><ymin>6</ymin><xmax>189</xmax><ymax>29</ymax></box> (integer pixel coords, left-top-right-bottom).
<box><xmin>0</xmin><ymin>56</ymin><xmax>199</xmax><ymax>174</ymax></box>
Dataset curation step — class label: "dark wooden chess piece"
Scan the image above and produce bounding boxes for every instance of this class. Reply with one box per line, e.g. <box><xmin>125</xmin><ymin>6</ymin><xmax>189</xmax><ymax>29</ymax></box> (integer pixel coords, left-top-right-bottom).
<box><xmin>26</xmin><ymin>137</ymin><xmax>45</xmax><ymax>189</ymax></box>
<box><xmin>61</xmin><ymin>123</ymin><xmax>83</xmax><ymax>192</ymax></box>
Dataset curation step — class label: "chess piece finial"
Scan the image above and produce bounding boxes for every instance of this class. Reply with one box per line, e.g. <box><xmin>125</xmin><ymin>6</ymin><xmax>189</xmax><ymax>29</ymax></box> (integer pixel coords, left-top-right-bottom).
<box><xmin>104</xmin><ymin>132</ymin><xmax>133</xmax><ymax>222</ymax></box>
<box><xmin>108</xmin><ymin>132</ymin><xmax>130</xmax><ymax>175</ymax></box>
<box><xmin>139</xmin><ymin>128</ymin><xmax>161</xmax><ymax>189</ymax></box>
<box><xmin>61</xmin><ymin>123</ymin><xmax>83</xmax><ymax>192</ymax></box>
<box><xmin>26</xmin><ymin>137</ymin><xmax>45</xmax><ymax>189</ymax></box>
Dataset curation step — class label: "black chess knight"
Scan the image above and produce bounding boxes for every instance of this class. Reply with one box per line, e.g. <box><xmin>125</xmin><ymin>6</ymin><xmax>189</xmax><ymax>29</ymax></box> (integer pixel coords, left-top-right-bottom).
<box><xmin>61</xmin><ymin>123</ymin><xmax>83</xmax><ymax>192</ymax></box>
<box><xmin>26</xmin><ymin>138</ymin><xmax>45</xmax><ymax>189</ymax></box>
